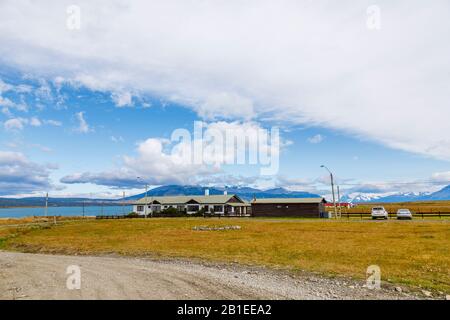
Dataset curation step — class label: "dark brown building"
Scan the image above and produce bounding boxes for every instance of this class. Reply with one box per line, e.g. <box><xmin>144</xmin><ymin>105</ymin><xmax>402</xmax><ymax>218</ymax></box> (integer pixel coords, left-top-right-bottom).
<box><xmin>251</xmin><ymin>198</ymin><xmax>327</xmax><ymax>218</ymax></box>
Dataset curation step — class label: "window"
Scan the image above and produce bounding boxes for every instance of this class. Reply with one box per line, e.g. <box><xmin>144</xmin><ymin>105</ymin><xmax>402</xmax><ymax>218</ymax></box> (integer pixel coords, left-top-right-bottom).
<box><xmin>187</xmin><ymin>205</ymin><xmax>199</xmax><ymax>212</ymax></box>
<box><xmin>137</xmin><ymin>205</ymin><xmax>144</xmax><ymax>212</ymax></box>
<box><xmin>177</xmin><ymin>205</ymin><xmax>185</xmax><ymax>212</ymax></box>
<box><xmin>213</xmin><ymin>205</ymin><xmax>223</xmax><ymax>212</ymax></box>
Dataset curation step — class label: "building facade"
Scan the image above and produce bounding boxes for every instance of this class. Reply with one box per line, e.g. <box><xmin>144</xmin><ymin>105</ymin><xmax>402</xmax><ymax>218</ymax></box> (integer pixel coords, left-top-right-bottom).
<box><xmin>251</xmin><ymin>198</ymin><xmax>327</xmax><ymax>218</ymax></box>
<box><xmin>133</xmin><ymin>194</ymin><xmax>250</xmax><ymax>216</ymax></box>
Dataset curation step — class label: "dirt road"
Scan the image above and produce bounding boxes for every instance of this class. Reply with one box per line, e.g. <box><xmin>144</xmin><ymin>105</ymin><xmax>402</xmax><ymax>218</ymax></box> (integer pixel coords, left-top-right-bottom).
<box><xmin>0</xmin><ymin>251</ymin><xmax>420</xmax><ymax>300</ymax></box>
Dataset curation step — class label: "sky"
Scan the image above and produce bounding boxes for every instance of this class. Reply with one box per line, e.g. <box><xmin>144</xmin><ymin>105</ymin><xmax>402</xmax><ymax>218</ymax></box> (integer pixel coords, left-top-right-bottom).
<box><xmin>0</xmin><ymin>0</ymin><xmax>449</xmax><ymax>199</ymax></box>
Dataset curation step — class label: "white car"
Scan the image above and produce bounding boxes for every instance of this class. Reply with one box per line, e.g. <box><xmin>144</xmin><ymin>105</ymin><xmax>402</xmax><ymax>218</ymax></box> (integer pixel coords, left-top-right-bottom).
<box><xmin>396</xmin><ymin>209</ymin><xmax>412</xmax><ymax>220</ymax></box>
<box><xmin>371</xmin><ymin>206</ymin><xmax>388</xmax><ymax>220</ymax></box>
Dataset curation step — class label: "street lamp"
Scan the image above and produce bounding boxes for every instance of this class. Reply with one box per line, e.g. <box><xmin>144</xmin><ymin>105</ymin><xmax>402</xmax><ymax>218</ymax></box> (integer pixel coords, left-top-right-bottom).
<box><xmin>321</xmin><ymin>165</ymin><xmax>337</xmax><ymax>218</ymax></box>
<box><xmin>137</xmin><ymin>177</ymin><xmax>149</xmax><ymax>218</ymax></box>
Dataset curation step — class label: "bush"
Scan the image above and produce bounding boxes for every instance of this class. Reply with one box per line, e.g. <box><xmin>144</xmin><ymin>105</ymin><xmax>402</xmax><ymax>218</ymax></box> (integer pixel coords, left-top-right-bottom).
<box><xmin>152</xmin><ymin>207</ymin><xmax>185</xmax><ymax>217</ymax></box>
<box><xmin>127</xmin><ymin>212</ymin><xmax>139</xmax><ymax>218</ymax></box>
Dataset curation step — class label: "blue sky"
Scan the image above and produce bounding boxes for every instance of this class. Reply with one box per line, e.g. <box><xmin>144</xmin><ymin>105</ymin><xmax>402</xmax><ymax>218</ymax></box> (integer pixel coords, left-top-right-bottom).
<box><xmin>0</xmin><ymin>1</ymin><xmax>449</xmax><ymax>199</ymax></box>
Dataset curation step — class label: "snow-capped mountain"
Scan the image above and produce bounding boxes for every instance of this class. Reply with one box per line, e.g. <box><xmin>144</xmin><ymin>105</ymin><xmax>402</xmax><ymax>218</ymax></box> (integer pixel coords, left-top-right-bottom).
<box><xmin>341</xmin><ymin>186</ymin><xmax>450</xmax><ymax>203</ymax></box>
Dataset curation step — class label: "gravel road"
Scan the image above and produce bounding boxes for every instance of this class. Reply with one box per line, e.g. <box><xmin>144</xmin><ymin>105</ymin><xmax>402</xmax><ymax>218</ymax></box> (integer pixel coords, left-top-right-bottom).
<box><xmin>0</xmin><ymin>251</ymin><xmax>423</xmax><ymax>300</ymax></box>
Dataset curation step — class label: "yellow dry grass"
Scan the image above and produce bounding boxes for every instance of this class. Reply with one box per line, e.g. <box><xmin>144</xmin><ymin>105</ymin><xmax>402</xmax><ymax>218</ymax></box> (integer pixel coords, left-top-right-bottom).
<box><xmin>1</xmin><ymin>218</ymin><xmax>449</xmax><ymax>292</ymax></box>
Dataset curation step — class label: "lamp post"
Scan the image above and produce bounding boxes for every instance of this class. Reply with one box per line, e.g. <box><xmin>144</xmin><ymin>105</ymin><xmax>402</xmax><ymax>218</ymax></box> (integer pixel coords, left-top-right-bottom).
<box><xmin>137</xmin><ymin>177</ymin><xmax>149</xmax><ymax>218</ymax></box>
<box><xmin>321</xmin><ymin>165</ymin><xmax>337</xmax><ymax>218</ymax></box>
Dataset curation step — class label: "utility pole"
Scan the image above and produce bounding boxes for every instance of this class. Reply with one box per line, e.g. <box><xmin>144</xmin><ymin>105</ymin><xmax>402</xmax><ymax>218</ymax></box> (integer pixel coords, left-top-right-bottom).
<box><xmin>145</xmin><ymin>183</ymin><xmax>149</xmax><ymax>218</ymax></box>
<box><xmin>137</xmin><ymin>177</ymin><xmax>149</xmax><ymax>218</ymax></box>
<box><xmin>122</xmin><ymin>191</ymin><xmax>125</xmax><ymax>215</ymax></box>
<box><xmin>45</xmin><ymin>192</ymin><xmax>48</xmax><ymax>217</ymax></box>
<box><xmin>321</xmin><ymin>165</ymin><xmax>337</xmax><ymax>219</ymax></box>
<box><xmin>337</xmin><ymin>185</ymin><xmax>342</xmax><ymax>218</ymax></box>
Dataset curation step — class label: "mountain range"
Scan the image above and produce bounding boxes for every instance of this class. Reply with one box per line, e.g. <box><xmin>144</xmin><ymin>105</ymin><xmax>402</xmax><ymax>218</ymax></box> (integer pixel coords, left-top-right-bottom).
<box><xmin>1</xmin><ymin>184</ymin><xmax>449</xmax><ymax>207</ymax></box>
<box><xmin>341</xmin><ymin>185</ymin><xmax>450</xmax><ymax>203</ymax></box>
<box><xmin>123</xmin><ymin>185</ymin><xmax>320</xmax><ymax>201</ymax></box>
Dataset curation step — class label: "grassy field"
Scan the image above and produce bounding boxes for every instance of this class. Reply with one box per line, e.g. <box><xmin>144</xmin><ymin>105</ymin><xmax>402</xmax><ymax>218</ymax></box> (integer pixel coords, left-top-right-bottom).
<box><xmin>0</xmin><ymin>217</ymin><xmax>449</xmax><ymax>293</ymax></box>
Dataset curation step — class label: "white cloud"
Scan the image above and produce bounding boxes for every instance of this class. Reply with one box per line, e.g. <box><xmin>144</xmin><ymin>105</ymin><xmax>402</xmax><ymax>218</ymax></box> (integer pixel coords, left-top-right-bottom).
<box><xmin>3</xmin><ymin>116</ymin><xmax>61</xmax><ymax>131</ymax></box>
<box><xmin>29</xmin><ymin>117</ymin><xmax>41</xmax><ymax>127</ymax></box>
<box><xmin>431</xmin><ymin>171</ymin><xmax>450</xmax><ymax>184</ymax></box>
<box><xmin>4</xmin><ymin>118</ymin><xmax>27</xmax><ymax>131</ymax></box>
<box><xmin>197</xmin><ymin>92</ymin><xmax>254</xmax><ymax>120</ymax></box>
<box><xmin>0</xmin><ymin>95</ymin><xmax>27</xmax><ymax>112</ymax></box>
<box><xmin>0</xmin><ymin>95</ymin><xmax>15</xmax><ymax>108</ymax></box>
<box><xmin>61</xmin><ymin>121</ymin><xmax>282</xmax><ymax>187</ymax></box>
<box><xmin>111</xmin><ymin>135</ymin><xmax>124</xmax><ymax>143</ymax></box>
<box><xmin>0</xmin><ymin>150</ymin><xmax>57</xmax><ymax>195</ymax></box>
<box><xmin>44</xmin><ymin>119</ymin><xmax>62</xmax><ymax>126</ymax></box>
<box><xmin>111</xmin><ymin>91</ymin><xmax>133</xmax><ymax>107</ymax></box>
<box><xmin>74</xmin><ymin>111</ymin><xmax>90</xmax><ymax>133</ymax></box>
<box><xmin>0</xmin><ymin>1</ymin><xmax>449</xmax><ymax>159</ymax></box>
<box><xmin>61</xmin><ymin>137</ymin><xmax>219</xmax><ymax>187</ymax></box>
<box><xmin>307</xmin><ymin>134</ymin><xmax>324</xmax><ymax>144</ymax></box>
<box><xmin>0</xmin><ymin>79</ymin><xmax>29</xmax><ymax>112</ymax></box>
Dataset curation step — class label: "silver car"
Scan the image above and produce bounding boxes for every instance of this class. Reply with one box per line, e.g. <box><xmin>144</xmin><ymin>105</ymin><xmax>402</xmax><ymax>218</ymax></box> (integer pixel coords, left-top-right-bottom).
<box><xmin>371</xmin><ymin>206</ymin><xmax>388</xmax><ymax>219</ymax></box>
<box><xmin>396</xmin><ymin>209</ymin><xmax>412</xmax><ymax>220</ymax></box>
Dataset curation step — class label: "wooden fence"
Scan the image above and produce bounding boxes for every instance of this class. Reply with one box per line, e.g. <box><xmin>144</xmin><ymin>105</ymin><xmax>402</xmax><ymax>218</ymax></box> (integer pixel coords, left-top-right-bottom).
<box><xmin>96</xmin><ymin>212</ymin><xmax>450</xmax><ymax>220</ymax></box>
<box><xmin>96</xmin><ymin>213</ymin><xmax>251</xmax><ymax>219</ymax></box>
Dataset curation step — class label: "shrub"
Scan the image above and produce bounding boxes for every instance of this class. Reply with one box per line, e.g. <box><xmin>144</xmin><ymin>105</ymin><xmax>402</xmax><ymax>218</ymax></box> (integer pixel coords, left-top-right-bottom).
<box><xmin>127</xmin><ymin>212</ymin><xmax>139</xmax><ymax>218</ymax></box>
<box><xmin>153</xmin><ymin>207</ymin><xmax>185</xmax><ymax>217</ymax></box>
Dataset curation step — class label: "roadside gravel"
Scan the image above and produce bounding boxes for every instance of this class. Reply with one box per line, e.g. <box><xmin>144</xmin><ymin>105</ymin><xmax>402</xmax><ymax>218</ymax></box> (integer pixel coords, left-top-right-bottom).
<box><xmin>0</xmin><ymin>251</ymin><xmax>429</xmax><ymax>300</ymax></box>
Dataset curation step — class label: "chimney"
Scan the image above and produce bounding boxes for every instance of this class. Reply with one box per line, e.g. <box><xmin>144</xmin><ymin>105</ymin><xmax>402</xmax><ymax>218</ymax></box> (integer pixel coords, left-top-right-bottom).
<box><xmin>205</xmin><ymin>189</ymin><xmax>209</xmax><ymax>196</ymax></box>
<box><xmin>223</xmin><ymin>190</ymin><xmax>228</xmax><ymax>196</ymax></box>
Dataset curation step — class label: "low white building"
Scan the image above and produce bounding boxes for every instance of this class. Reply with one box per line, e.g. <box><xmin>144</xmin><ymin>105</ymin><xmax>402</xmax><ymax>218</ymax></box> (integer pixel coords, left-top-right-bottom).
<box><xmin>132</xmin><ymin>192</ymin><xmax>250</xmax><ymax>216</ymax></box>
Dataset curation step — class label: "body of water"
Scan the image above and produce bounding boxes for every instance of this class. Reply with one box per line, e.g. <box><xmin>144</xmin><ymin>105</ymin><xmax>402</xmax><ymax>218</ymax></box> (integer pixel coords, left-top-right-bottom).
<box><xmin>0</xmin><ymin>206</ymin><xmax>133</xmax><ymax>218</ymax></box>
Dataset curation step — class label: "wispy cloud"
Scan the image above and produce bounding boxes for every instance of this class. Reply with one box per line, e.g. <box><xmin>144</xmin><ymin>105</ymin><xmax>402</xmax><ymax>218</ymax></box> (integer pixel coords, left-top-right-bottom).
<box><xmin>307</xmin><ymin>134</ymin><xmax>324</xmax><ymax>144</ymax></box>
<box><xmin>74</xmin><ymin>111</ymin><xmax>91</xmax><ymax>133</ymax></box>
<box><xmin>4</xmin><ymin>118</ymin><xmax>27</xmax><ymax>131</ymax></box>
<box><xmin>111</xmin><ymin>135</ymin><xmax>124</xmax><ymax>143</ymax></box>
<box><xmin>111</xmin><ymin>91</ymin><xmax>133</xmax><ymax>107</ymax></box>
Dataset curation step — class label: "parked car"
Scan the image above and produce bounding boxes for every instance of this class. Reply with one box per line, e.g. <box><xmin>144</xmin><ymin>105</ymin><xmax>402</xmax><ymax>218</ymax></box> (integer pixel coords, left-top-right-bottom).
<box><xmin>371</xmin><ymin>206</ymin><xmax>388</xmax><ymax>220</ymax></box>
<box><xmin>396</xmin><ymin>209</ymin><xmax>412</xmax><ymax>220</ymax></box>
